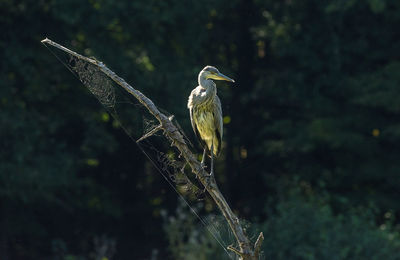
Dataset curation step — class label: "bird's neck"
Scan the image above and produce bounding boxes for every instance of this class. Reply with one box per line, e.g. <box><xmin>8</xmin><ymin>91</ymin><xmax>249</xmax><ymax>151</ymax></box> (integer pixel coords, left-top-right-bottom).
<box><xmin>198</xmin><ymin>75</ymin><xmax>217</xmax><ymax>98</ymax></box>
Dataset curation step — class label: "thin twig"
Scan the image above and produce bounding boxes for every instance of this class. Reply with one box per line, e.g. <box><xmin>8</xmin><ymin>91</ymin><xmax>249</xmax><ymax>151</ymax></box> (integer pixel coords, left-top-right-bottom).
<box><xmin>228</xmin><ymin>245</ymin><xmax>244</xmax><ymax>257</ymax></box>
<box><xmin>136</xmin><ymin>124</ymin><xmax>162</xmax><ymax>142</ymax></box>
<box><xmin>254</xmin><ymin>232</ymin><xmax>264</xmax><ymax>258</ymax></box>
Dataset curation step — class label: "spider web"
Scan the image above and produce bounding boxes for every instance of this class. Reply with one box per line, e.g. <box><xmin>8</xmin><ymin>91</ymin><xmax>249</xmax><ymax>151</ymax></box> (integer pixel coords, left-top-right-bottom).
<box><xmin>71</xmin><ymin>56</ymin><xmax>116</xmax><ymax>108</ymax></box>
<box><xmin>67</xmin><ymin>54</ymin><xmax>204</xmax><ymax>198</ymax></box>
<box><xmin>42</xmin><ymin>42</ymin><xmax>241</xmax><ymax>259</ymax></box>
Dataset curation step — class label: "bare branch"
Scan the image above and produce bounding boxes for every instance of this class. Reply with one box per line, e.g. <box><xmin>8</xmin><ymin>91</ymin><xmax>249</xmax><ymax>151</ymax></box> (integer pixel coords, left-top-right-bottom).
<box><xmin>254</xmin><ymin>232</ymin><xmax>264</xmax><ymax>258</ymax></box>
<box><xmin>136</xmin><ymin>124</ymin><xmax>162</xmax><ymax>142</ymax></box>
<box><xmin>228</xmin><ymin>245</ymin><xmax>244</xmax><ymax>257</ymax></box>
<box><xmin>41</xmin><ymin>38</ymin><xmax>264</xmax><ymax>260</ymax></box>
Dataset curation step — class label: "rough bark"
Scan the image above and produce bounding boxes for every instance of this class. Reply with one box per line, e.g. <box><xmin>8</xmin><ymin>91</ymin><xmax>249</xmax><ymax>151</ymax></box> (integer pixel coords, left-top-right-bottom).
<box><xmin>41</xmin><ymin>38</ymin><xmax>264</xmax><ymax>260</ymax></box>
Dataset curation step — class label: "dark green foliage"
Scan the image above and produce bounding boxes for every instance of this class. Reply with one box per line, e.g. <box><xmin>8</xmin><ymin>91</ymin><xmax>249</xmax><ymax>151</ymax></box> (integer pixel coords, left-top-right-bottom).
<box><xmin>163</xmin><ymin>199</ymin><xmax>236</xmax><ymax>260</ymax></box>
<box><xmin>261</xmin><ymin>194</ymin><xmax>400</xmax><ymax>260</ymax></box>
<box><xmin>2</xmin><ymin>0</ymin><xmax>400</xmax><ymax>259</ymax></box>
<box><xmin>164</xmin><ymin>193</ymin><xmax>400</xmax><ymax>260</ymax></box>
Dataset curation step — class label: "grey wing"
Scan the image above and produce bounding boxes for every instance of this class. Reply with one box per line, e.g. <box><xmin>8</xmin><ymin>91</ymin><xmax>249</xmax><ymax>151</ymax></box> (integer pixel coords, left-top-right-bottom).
<box><xmin>213</xmin><ymin>96</ymin><xmax>223</xmax><ymax>156</ymax></box>
<box><xmin>190</xmin><ymin>107</ymin><xmax>207</xmax><ymax>149</ymax></box>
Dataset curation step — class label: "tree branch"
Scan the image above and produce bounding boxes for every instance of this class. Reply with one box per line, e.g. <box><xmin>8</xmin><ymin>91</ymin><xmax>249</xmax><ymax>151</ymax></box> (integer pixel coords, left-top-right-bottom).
<box><xmin>41</xmin><ymin>38</ymin><xmax>263</xmax><ymax>260</ymax></box>
<box><xmin>254</xmin><ymin>232</ymin><xmax>264</xmax><ymax>258</ymax></box>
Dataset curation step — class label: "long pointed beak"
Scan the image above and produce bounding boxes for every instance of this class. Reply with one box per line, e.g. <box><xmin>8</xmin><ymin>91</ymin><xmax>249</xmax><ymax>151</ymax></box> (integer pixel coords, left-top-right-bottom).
<box><xmin>214</xmin><ymin>72</ymin><xmax>235</xmax><ymax>83</ymax></box>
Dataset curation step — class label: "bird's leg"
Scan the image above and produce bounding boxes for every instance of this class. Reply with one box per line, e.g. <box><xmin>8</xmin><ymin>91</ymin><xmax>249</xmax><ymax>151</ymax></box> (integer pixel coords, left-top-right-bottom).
<box><xmin>200</xmin><ymin>148</ymin><xmax>207</xmax><ymax>169</ymax></box>
<box><xmin>210</xmin><ymin>143</ymin><xmax>214</xmax><ymax>177</ymax></box>
<box><xmin>197</xmin><ymin>148</ymin><xmax>207</xmax><ymax>181</ymax></box>
<box><xmin>204</xmin><ymin>143</ymin><xmax>214</xmax><ymax>190</ymax></box>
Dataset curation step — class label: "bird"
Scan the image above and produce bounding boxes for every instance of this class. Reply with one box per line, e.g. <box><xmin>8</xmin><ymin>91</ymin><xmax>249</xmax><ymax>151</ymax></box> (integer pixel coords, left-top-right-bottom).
<box><xmin>187</xmin><ymin>66</ymin><xmax>234</xmax><ymax>176</ymax></box>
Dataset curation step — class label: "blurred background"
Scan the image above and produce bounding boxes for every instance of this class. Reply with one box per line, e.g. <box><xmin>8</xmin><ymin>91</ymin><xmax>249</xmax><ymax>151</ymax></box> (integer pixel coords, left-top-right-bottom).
<box><xmin>2</xmin><ymin>0</ymin><xmax>400</xmax><ymax>259</ymax></box>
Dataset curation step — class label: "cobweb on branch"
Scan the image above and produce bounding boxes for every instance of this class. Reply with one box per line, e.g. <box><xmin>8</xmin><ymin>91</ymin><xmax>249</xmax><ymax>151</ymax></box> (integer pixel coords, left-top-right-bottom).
<box><xmin>69</xmin><ymin>55</ymin><xmax>201</xmax><ymax>194</ymax></box>
<box><xmin>70</xmin><ymin>56</ymin><xmax>116</xmax><ymax>108</ymax></box>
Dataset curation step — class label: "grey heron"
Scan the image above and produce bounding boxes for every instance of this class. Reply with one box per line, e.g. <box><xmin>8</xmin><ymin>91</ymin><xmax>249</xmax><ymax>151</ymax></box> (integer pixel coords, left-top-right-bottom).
<box><xmin>187</xmin><ymin>66</ymin><xmax>234</xmax><ymax>176</ymax></box>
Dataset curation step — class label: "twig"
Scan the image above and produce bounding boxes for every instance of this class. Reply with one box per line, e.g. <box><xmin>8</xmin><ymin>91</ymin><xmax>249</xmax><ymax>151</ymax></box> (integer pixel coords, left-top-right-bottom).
<box><xmin>41</xmin><ymin>38</ymin><xmax>263</xmax><ymax>260</ymax></box>
<box><xmin>228</xmin><ymin>245</ymin><xmax>244</xmax><ymax>257</ymax></box>
<box><xmin>254</xmin><ymin>232</ymin><xmax>264</xmax><ymax>258</ymax></box>
<box><xmin>136</xmin><ymin>124</ymin><xmax>162</xmax><ymax>142</ymax></box>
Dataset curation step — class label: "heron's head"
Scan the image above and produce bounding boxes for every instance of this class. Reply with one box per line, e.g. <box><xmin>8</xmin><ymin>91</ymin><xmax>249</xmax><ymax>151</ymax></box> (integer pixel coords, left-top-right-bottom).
<box><xmin>200</xmin><ymin>66</ymin><xmax>235</xmax><ymax>83</ymax></box>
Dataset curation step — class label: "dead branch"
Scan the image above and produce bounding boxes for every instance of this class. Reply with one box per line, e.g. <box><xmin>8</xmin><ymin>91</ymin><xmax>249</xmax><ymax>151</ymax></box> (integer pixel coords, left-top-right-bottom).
<box><xmin>41</xmin><ymin>38</ymin><xmax>263</xmax><ymax>260</ymax></box>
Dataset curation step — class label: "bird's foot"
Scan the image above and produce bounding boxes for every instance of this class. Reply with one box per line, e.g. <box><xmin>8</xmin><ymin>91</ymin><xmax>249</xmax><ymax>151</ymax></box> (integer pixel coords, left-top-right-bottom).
<box><xmin>200</xmin><ymin>161</ymin><xmax>207</xmax><ymax>170</ymax></box>
<box><xmin>204</xmin><ymin>175</ymin><xmax>212</xmax><ymax>190</ymax></box>
<box><xmin>195</xmin><ymin>163</ymin><xmax>207</xmax><ymax>180</ymax></box>
<box><xmin>202</xmin><ymin>170</ymin><xmax>214</xmax><ymax>190</ymax></box>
